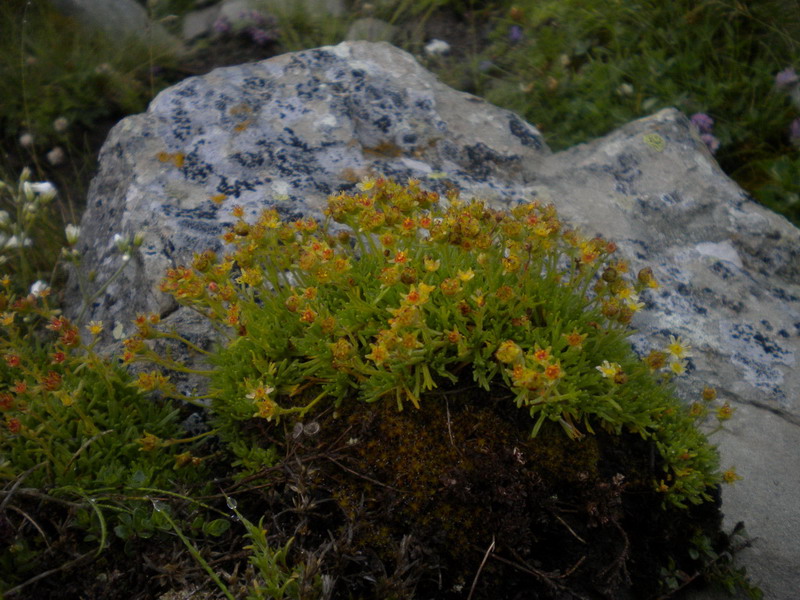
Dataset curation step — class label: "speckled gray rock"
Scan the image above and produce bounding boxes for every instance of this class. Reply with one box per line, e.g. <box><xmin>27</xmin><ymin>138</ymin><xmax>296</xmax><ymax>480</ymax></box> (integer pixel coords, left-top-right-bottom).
<box><xmin>66</xmin><ymin>41</ymin><xmax>799</xmax><ymax>598</ymax></box>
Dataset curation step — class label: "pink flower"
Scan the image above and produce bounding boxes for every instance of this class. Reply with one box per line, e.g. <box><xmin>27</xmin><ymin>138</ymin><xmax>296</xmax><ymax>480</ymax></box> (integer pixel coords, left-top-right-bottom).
<box><xmin>790</xmin><ymin>118</ymin><xmax>800</xmax><ymax>146</ymax></box>
<box><xmin>775</xmin><ymin>67</ymin><xmax>798</xmax><ymax>88</ymax></box>
<box><xmin>700</xmin><ymin>133</ymin><xmax>720</xmax><ymax>154</ymax></box>
<box><xmin>690</xmin><ymin>113</ymin><xmax>714</xmax><ymax>134</ymax></box>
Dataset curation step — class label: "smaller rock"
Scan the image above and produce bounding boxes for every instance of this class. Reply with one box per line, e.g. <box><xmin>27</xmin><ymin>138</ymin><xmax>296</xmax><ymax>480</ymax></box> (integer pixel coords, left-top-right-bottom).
<box><xmin>267</xmin><ymin>0</ymin><xmax>345</xmax><ymax>17</ymax></box>
<box><xmin>217</xmin><ymin>0</ymin><xmax>263</xmax><ymax>30</ymax></box>
<box><xmin>346</xmin><ymin>17</ymin><xmax>397</xmax><ymax>43</ymax></box>
<box><xmin>182</xmin><ymin>4</ymin><xmax>222</xmax><ymax>41</ymax></box>
<box><xmin>50</xmin><ymin>0</ymin><xmax>182</xmax><ymax>52</ymax></box>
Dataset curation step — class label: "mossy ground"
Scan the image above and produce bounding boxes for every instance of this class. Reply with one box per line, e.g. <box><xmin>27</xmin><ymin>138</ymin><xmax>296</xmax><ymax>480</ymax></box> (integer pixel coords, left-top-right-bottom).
<box><xmin>227</xmin><ymin>389</ymin><xmax>729</xmax><ymax>600</ymax></box>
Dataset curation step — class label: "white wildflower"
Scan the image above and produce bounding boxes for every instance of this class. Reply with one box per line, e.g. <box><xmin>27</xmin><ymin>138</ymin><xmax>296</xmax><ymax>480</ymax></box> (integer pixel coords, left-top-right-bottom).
<box><xmin>665</xmin><ymin>335</ymin><xmax>692</xmax><ymax>360</ymax></box>
<box><xmin>19</xmin><ymin>133</ymin><xmax>34</xmax><ymax>148</ymax></box>
<box><xmin>53</xmin><ymin>117</ymin><xmax>69</xmax><ymax>133</ymax></box>
<box><xmin>3</xmin><ymin>234</ymin><xmax>31</xmax><ymax>250</ymax></box>
<box><xmin>424</xmin><ymin>39</ymin><xmax>450</xmax><ymax>56</ymax></box>
<box><xmin>47</xmin><ymin>146</ymin><xmax>65</xmax><ymax>166</ymax></box>
<box><xmin>29</xmin><ymin>280</ymin><xmax>49</xmax><ymax>297</ymax></box>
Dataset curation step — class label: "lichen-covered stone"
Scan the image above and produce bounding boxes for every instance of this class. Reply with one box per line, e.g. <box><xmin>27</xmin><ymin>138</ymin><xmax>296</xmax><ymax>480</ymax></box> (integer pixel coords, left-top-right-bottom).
<box><xmin>66</xmin><ymin>41</ymin><xmax>800</xmax><ymax>598</ymax></box>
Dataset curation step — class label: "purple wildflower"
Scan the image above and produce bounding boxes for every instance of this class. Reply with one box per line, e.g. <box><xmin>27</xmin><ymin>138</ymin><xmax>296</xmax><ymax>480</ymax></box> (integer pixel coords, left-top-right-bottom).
<box><xmin>508</xmin><ymin>25</ymin><xmax>523</xmax><ymax>44</ymax></box>
<box><xmin>700</xmin><ymin>133</ymin><xmax>720</xmax><ymax>155</ymax></box>
<box><xmin>248</xmin><ymin>26</ymin><xmax>274</xmax><ymax>46</ymax></box>
<box><xmin>690</xmin><ymin>112</ymin><xmax>714</xmax><ymax>134</ymax></box>
<box><xmin>213</xmin><ymin>16</ymin><xmax>232</xmax><ymax>35</ymax></box>
<box><xmin>775</xmin><ymin>67</ymin><xmax>798</xmax><ymax>89</ymax></box>
<box><xmin>790</xmin><ymin>118</ymin><xmax>800</xmax><ymax>145</ymax></box>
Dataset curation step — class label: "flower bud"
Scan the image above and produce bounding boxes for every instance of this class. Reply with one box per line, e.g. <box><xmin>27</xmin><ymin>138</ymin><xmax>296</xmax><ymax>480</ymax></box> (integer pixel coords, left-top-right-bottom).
<box><xmin>65</xmin><ymin>224</ymin><xmax>80</xmax><ymax>245</ymax></box>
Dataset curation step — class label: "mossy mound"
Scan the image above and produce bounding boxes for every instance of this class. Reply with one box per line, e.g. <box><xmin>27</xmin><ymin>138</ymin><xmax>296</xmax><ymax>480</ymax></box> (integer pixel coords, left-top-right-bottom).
<box><xmin>247</xmin><ymin>391</ymin><xmax>727</xmax><ymax>600</ymax></box>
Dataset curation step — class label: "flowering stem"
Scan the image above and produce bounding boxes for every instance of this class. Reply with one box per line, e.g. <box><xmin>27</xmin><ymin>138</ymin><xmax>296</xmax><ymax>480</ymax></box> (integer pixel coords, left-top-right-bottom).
<box><xmin>151</xmin><ymin>500</ymin><xmax>236</xmax><ymax>600</ymax></box>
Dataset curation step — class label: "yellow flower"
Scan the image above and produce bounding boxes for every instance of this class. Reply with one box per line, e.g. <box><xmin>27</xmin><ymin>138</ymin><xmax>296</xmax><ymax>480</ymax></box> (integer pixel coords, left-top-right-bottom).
<box><xmin>253</xmin><ymin>397</ymin><xmax>279</xmax><ymax>420</ymax></box>
<box><xmin>457</xmin><ymin>268</ymin><xmax>475</xmax><ymax>282</ymax></box>
<box><xmin>88</xmin><ymin>320</ymin><xmax>104</xmax><ymax>336</ymax></box>
<box><xmin>138</xmin><ymin>432</ymin><xmax>161</xmax><ymax>452</ymax></box>
<box><xmin>615</xmin><ymin>285</ymin><xmax>634</xmax><ymax>299</ymax></box>
<box><xmin>669</xmin><ymin>359</ymin><xmax>687</xmax><ymax>376</ymax></box>
<box><xmin>330</xmin><ymin>338</ymin><xmax>353</xmax><ymax>361</ymax></box>
<box><xmin>563</xmin><ymin>329</ymin><xmax>587</xmax><ymax>349</ymax></box>
<box><xmin>544</xmin><ymin>362</ymin><xmax>563</xmax><ymax>381</ymax></box>
<box><xmin>702</xmin><ymin>386</ymin><xmax>717</xmax><ymax>402</ymax></box>
<box><xmin>596</xmin><ymin>360</ymin><xmax>622</xmax><ymax>379</ymax></box>
<box><xmin>246</xmin><ymin>383</ymin><xmax>275</xmax><ymax>402</ymax></box>
<box><xmin>722</xmin><ymin>468</ymin><xmax>742</xmax><ymax>484</ymax></box>
<box><xmin>666</xmin><ymin>335</ymin><xmax>692</xmax><ymax>359</ymax></box>
<box><xmin>405</xmin><ymin>283</ymin><xmax>435</xmax><ymax>305</ymax></box>
<box><xmin>716</xmin><ymin>402</ymin><xmax>734</xmax><ymax>421</ymax></box>
<box><xmin>439</xmin><ymin>278</ymin><xmax>461</xmax><ymax>296</ymax></box>
<box><xmin>366</xmin><ymin>343</ymin><xmax>389</xmax><ymax>366</ymax></box>
<box><xmin>237</xmin><ymin>268</ymin><xmax>263</xmax><ymax>287</ymax></box>
<box><xmin>502</xmin><ymin>254</ymin><xmax>521</xmax><ymax>274</ymax></box>
<box><xmin>1</xmin><ymin>312</ymin><xmax>14</xmax><ymax>326</ymax></box>
<box><xmin>423</xmin><ymin>256</ymin><xmax>440</xmax><ymax>272</ymax></box>
<box><xmin>357</xmin><ymin>178</ymin><xmax>376</xmax><ymax>191</ymax></box>
<box><xmin>624</xmin><ymin>295</ymin><xmax>645</xmax><ymax>313</ymax></box>
<box><xmin>495</xmin><ymin>340</ymin><xmax>522</xmax><ymax>364</ymax></box>
<box><xmin>56</xmin><ymin>390</ymin><xmax>75</xmax><ymax>407</ymax></box>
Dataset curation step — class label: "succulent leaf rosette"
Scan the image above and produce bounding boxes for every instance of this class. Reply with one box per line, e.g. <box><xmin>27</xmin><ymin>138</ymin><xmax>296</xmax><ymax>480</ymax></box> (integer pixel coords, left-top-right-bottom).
<box><xmin>156</xmin><ymin>178</ymin><xmax>722</xmax><ymax>508</ymax></box>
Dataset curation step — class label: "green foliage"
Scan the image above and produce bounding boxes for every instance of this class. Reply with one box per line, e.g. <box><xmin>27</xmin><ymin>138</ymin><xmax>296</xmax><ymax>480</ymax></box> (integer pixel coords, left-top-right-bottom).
<box><xmin>230</xmin><ymin>499</ymin><xmax>323</xmax><ymax>600</ymax></box>
<box><xmin>148</xmin><ymin>179</ymin><xmax>726</xmax><ymax>510</ymax></box>
<box><xmin>0</xmin><ymin>176</ymin><xmax>211</xmax><ymax>594</ymax></box>
<box><xmin>0</xmin><ymin>0</ymin><xmax>177</xmax><ymax>147</ymax></box>
<box><xmin>0</xmin><ymin>168</ymin><xmax>63</xmax><ymax>291</ymax></box>
<box><xmin>751</xmin><ymin>153</ymin><xmax>800</xmax><ymax>222</ymax></box>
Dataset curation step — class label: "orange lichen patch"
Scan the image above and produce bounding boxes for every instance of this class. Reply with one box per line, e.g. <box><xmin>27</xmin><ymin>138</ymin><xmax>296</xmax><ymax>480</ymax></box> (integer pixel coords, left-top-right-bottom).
<box><xmin>156</xmin><ymin>151</ymin><xmax>185</xmax><ymax>167</ymax></box>
<box><xmin>233</xmin><ymin>119</ymin><xmax>254</xmax><ymax>133</ymax></box>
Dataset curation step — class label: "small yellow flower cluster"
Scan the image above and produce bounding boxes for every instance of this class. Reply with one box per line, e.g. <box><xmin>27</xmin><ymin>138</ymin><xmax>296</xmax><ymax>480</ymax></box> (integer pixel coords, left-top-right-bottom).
<box><xmin>246</xmin><ymin>381</ymin><xmax>278</xmax><ymax>420</ymax></box>
<box><xmin>496</xmin><ymin>341</ymin><xmax>567</xmax><ymax>403</ymax></box>
<box><xmin>644</xmin><ymin>334</ymin><xmax>693</xmax><ymax>377</ymax></box>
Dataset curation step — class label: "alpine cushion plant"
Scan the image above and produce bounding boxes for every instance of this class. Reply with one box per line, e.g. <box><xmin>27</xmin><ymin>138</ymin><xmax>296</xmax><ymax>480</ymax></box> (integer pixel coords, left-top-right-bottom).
<box><xmin>125</xmin><ymin>178</ymin><xmax>751</xmax><ymax>597</ymax></box>
<box><xmin>145</xmin><ymin>178</ymin><xmax>730</xmax><ymax>507</ymax></box>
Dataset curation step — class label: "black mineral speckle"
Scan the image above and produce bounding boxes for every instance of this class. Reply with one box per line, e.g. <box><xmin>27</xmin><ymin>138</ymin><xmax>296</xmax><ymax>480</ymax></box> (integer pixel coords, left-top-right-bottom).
<box><xmin>464</xmin><ymin>143</ymin><xmax>515</xmax><ymax>179</ymax></box>
<box><xmin>231</xmin><ymin>151</ymin><xmax>265</xmax><ymax>168</ymax></box>
<box><xmin>710</xmin><ymin>261</ymin><xmax>735</xmax><ymax>280</ymax></box>
<box><xmin>216</xmin><ymin>175</ymin><xmax>260</xmax><ymax>198</ymax></box>
<box><xmin>508</xmin><ymin>116</ymin><xmax>543</xmax><ymax>149</ymax></box>
<box><xmin>373</xmin><ymin>115</ymin><xmax>392</xmax><ymax>133</ymax></box>
<box><xmin>180</xmin><ymin>151</ymin><xmax>214</xmax><ymax>184</ymax></box>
